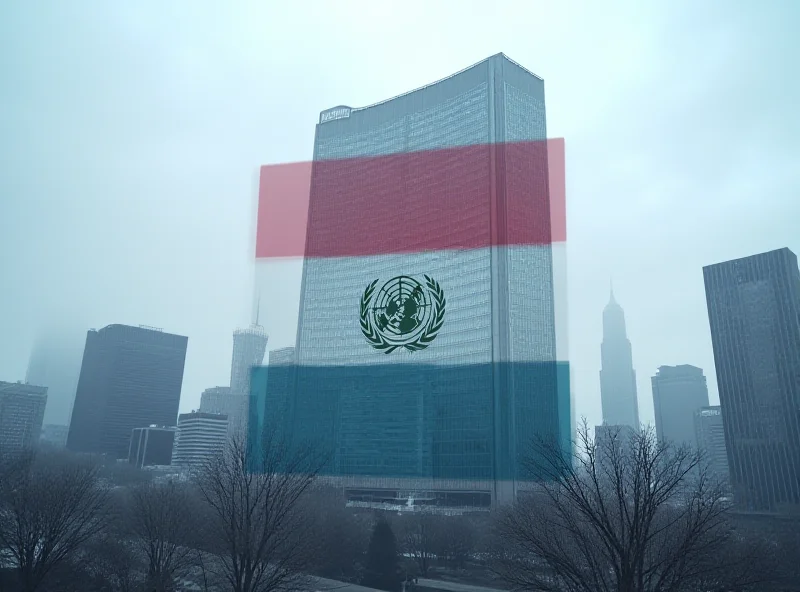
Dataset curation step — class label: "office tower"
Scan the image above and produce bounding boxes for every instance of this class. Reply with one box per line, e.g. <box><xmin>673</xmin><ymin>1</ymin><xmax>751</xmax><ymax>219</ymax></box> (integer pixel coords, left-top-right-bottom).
<box><xmin>128</xmin><ymin>425</ymin><xmax>176</xmax><ymax>468</ymax></box>
<box><xmin>172</xmin><ymin>411</ymin><xmax>228</xmax><ymax>468</ymax></box>
<box><xmin>199</xmin><ymin>385</ymin><xmax>248</xmax><ymax>438</ymax></box>
<box><xmin>0</xmin><ymin>381</ymin><xmax>47</xmax><ymax>453</ymax></box>
<box><xmin>274</xmin><ymin>53</ymin><xmax>569</xmax><ymax>506</ymax></box>
<box><xmin>25</xmin><ymin>325</ymin><xmax>85</xmax><ymax>428</ymax></box>
<box><xmin>651</xmin><ymin>365</ymin><xmax>710</xmax><ymax>447</ymax></box>
<box><xmin>67</xmin><ymin>324</ymin><xmax>188</xmax><ymax>459</ymax></box>
<box><xmin>230</xmin><ymin>325</ymin><xmax>268</xmax><ymax>397</ymax></box>
<box><xmin>704</xmin><ymin>247</ymin><xmax>800</xmax><ymax>512</ymax></box>
<box><xmin>694</xmin><ymin>406</ymin><xmax>729</xmax><ymax>482</ymax></box>
<box><xmin>599</xmin><ymin>288</ymin><xmax>640</xmax><ymax>430</ymax></box>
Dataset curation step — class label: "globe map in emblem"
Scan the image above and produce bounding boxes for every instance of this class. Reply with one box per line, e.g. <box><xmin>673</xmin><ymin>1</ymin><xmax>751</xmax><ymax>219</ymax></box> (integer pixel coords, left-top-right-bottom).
<box><xmin>359</xmin><ymin>274</ymin><xmax>446</xmax><ymax>353</ymax></box>
<box><xmin>373</xmin><ymin>276</ymin><xmax>432</xmax><ymax>345</ymax></box>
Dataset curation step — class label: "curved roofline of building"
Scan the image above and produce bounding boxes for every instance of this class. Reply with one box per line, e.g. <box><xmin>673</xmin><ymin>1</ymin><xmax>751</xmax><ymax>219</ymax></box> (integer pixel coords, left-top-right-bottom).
<box><xmin>338</xmin><ymin>53</ymin><xmax>542</xmax><ymax>115</ymax></box>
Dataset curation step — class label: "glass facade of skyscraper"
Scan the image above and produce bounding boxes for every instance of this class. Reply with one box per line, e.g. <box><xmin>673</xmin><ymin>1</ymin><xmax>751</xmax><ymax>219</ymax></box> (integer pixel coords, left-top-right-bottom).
<box><xmin>704</xmin><ymin>248</ymin><xmax>800</xmax><ymax>513</ymax></box>
<box><xmin>256</xmin><ymin>54</ymin><xmax>570</xmax><ymax>503</ymax></box>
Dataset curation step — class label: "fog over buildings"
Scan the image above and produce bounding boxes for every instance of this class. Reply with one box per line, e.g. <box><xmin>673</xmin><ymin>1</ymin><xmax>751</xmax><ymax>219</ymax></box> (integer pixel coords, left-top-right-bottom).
<box><xmin>1</xmin><ymin>1</ymin><xmax>799</xmax><ymax>434</ymax></box>
<box><xmin>24</xmin><ymin>322</ymin><xmax>86</xmax><ymax>428</ymax></box>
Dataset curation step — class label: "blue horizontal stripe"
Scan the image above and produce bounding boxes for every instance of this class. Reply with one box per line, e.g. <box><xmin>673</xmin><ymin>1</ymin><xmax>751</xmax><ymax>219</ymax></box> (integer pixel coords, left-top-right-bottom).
<box><xmin>248</xmin><ymin>361</ymin><xmax>570</xmax><ymax>483</ymax></box>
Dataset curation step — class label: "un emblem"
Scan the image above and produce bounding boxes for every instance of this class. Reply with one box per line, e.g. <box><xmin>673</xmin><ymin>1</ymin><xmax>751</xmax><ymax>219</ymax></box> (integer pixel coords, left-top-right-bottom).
<box><xmin>360</xmin><ymin>275</ymin><xmax>446</xmax><ymax>353</ymax></box>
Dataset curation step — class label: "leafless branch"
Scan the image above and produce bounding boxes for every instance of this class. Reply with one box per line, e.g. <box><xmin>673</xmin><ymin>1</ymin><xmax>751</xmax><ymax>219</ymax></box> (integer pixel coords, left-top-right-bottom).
<box><xmin>194</xmin><ymin>430</ymin><xmax>325</xmax><ymax>592</ymax></box>
<box><xmin>490</xmin><ymin>418</ymin><xmax>774</xmax><ymax>592</ymax></box>
<box><xmin>123</xmin><ymin>480</ymin><xmax>199</xmax><ymax>591</ymax></box>
<box><xmin>0</xmin><ymin>449</ymin><xmax>110</xmax><ymax>592</ymax></box>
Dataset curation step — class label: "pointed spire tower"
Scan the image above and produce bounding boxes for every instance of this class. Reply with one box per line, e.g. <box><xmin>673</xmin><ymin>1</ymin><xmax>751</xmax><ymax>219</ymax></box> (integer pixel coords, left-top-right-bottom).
<box><xmin>231</xmin><ymin>292</ymin><xmax>268</xmax><ymax>398</ymax></box>
<box><xmin>599</xmin><ymin>283</ymin><xmax>639</xmax><ymax>430</ymax></box>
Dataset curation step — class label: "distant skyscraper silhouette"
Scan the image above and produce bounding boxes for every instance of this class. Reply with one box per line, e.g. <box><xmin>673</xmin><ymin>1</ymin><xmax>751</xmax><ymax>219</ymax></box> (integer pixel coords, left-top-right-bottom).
<box><xmin>599</xmin><ymin>287</ymin><xmax>640</xmax><ymax>430</ymax></box>
<box><xmin>694</xmin><ymin>406</ymin><xmax>729</xmax><ymax>483</ymax></box>
<box><xmin>704</xmin><ymin>247</ymin><xmax>800</xmax><ymax>513</ymax></box>
<box><xmin>25</xmin><ymin>325</ymin><xmax>85</xmax><ymax>427</ymax></box>
<box><xmin>651</xmin><ymin>365</ymin><xmax>710</xmax><ymax>447</ymax></box>
<box><xmin>0</xmin><ymin>381</ymin><xmax>47</xmax><ymax>452</ymax></box>
<box><xmin>66</xmin><ymin>324</ymin><xmax>187</xmax><ymax>459</ymax></box>
<box><xmin>594</xmin><ymin>423</ymin><xmax>637</xmax><ymax>471</ymax></box>
<box><xmin>230</xmin><ymin>325</ymin><xmax>268</xmax><ymax>397</ymax></box>
<box><xmin>200</xmin><ymin>385</ymin><xmax>247</xmax><ymax>437</ymax></box>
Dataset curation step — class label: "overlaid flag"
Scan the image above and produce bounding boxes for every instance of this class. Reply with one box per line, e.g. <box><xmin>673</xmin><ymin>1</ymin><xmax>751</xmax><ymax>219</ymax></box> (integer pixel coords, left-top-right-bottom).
<box><xmin>250</xmin><ymin>54</ymin><xmax>569</xmax><ymax>504</ymax></box>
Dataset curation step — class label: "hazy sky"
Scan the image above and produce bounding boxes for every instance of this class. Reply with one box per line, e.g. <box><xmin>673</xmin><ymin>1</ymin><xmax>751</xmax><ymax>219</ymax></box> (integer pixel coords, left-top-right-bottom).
<box><xmin>1</xmin><ymin>0</ymin><xmax>798</xmax><ymax>429</ymax></box>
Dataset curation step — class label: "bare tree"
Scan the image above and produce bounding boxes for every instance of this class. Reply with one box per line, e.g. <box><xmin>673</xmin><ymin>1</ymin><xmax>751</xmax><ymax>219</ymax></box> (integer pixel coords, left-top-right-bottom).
<box><xmin>0</xmin><ymin>449</ymin><xmax>110</xmax><ymax>592</ymax></box>
<box><xmin>123</xmin><ymin>480</ymin><xmax>198</xmax><ymax>591</ymax></box>
<box><xmin>491</xmin><ymin>419</ymin><xmax>774</xmax><ymax>592</ymax></box>
<box><xmin>195</xmin><ymin>432</ymin><xmax>324</xmax><ymax>592</ymax></box>
<box><xmin>434</xmin><ymin>516</ymin><xmax>477</xmax><ymax>570</ymax></box>
<box><xmin>400</xmin><ymin>512</ymin><xmax>438</xmax><ymax>577</ymax></box>
<box><xmin>82</xmin><ymin>535</ymin><xmax>143</xmax><ymax>592</ymax></box>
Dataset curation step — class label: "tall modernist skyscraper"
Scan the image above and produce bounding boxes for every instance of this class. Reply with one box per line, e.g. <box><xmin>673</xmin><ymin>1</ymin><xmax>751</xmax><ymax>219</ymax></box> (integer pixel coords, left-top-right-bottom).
<box><xmin>651</xmin><ymin>365</ymin><xmax>710</xmax><ymax>447</ymax></box>
<box><xmin>272</xmin><ymin>54</ymin><xmax>569</xmax><ymax>506</ymax></box>
<box><xmin>67</xmin><ymin>324</ymin><xmax>188</xmax><ymax>459</ymax></box>
<box><xmin>599</xmin><ymin>288</ymin><xmax>640</xmax><ymax>430</ymax></box>
<box><xmin>704</xmin><ymin>248</ymin><xmax>800</xmax><ymax>512</ymax></box>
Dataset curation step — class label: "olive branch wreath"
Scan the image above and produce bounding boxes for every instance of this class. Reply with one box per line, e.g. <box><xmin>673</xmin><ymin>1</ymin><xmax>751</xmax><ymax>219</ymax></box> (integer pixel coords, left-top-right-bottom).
<box><xmin>359</xmin><ymin>275</ymin><xmax>446</xmax><ymax>354</ymax></box>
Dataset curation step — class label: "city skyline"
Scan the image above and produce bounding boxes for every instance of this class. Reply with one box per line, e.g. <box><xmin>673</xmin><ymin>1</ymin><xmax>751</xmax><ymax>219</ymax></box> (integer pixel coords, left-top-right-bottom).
<box><xmin>2</xmin><ymin>1</ymin><xmax>798</xmax><ymax>434</ymax></box>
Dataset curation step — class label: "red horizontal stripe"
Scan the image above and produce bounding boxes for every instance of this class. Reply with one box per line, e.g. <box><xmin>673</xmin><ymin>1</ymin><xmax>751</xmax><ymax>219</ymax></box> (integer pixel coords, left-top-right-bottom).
<box><xmin>256</xmin><ymin>139</ymin><xmax>566</xmax><ymax>259</ymax></box>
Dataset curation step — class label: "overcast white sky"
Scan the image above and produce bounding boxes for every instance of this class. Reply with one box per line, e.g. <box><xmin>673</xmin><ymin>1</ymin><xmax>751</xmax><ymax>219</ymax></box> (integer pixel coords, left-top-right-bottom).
<box><xmin>1</xmin><ymin>0</ymin><xmax>798</xmax><ymax>429</ymax></box>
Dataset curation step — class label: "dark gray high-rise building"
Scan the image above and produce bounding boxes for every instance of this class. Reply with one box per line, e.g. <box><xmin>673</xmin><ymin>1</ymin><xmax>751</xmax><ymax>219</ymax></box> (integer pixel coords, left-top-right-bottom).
<box><xmin>651</xmin><ymin>365</ymin><xmax>710</xmax><ymax>447</ymax></box>
<box><xmin>66</xmin><ymin>325</ymin><xmax>188</xmax><ymax>459</ymax></box>
<box><xmin>128</xmin><ymin>425</ymin><xmax>176</xmax><ymax>468</ymax></box>
<box><xmin>600</xmin><ymin>288</ymin><xmax>640</xmax><ymax>430</ymax></box>
<box><xmin>704</xmin><ymin>247</ymin><xmax>800</xmax><ymax>512</ymax></box>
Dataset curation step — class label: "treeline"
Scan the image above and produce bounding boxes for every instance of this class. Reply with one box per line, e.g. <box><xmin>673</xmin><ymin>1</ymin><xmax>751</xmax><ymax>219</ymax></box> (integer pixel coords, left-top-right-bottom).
<box><xmin>1</xmin><ymin>423</ymin><xmax>799</xmax><ymax>592</ymax></box>
<box><xmin>0</xmin><ymin>436</ymin><xmax>489</xmax><ymax>592</ymax></box>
